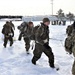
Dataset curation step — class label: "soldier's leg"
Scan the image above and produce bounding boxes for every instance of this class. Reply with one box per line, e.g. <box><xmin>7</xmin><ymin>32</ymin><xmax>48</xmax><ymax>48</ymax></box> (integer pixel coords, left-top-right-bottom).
<box><xmin>18</xmin><ymin>33</ymin><xmax>22</xmax><ymax>41</ymax></box>
<box><xmin>72</xmin><ymin>61</ymin><xmax>75</xmax><ymax>75</ymax></box>
<box><xmin>24</xmin><ymin>38</ymin><xmax>30</xmax><ymax>52</ymax></box>
<box><xmin>43</xmin><ymin>46</ymin><xmax>55</xmax><ymax>68</ymax></box>
<box><xmin>9</xmin><ymin>36</ymin><xmax>13</xmax><ymax>46</ymax></box>
<box><xmin>32</xmin><ymin>43</ymin><xmax>43</xmax><ymax>65</ymax></box>
<box><xmin>4</xmin><ymin>36</ymin><xmax>8</xmax><ymax>48</ymax></box>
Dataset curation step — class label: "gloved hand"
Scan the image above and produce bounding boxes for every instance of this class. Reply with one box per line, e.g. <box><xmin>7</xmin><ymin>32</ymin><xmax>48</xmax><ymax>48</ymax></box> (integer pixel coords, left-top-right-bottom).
<box><xmin>68</xmin><ymin>50</ymin><xmax>72</xmax><ymax>55</ymax></box>
<box><xmin>8</xmin><ymin>33</ymin><xmax>13</xmax><ymax>37</ymax></box>
<box><xmin>43</xmin><ymin>43</ymin><xmax>50</xmax><ymax>49</ymax></box>
<box><xmin>12</xmin><ymin>34</ymin><xmax>14</xmax><ymax>37</ymax></box>
<box><xmin>43</xmin><ymin>39</ymin><xmax>48</xmax><ymax>43</ymax></box>
<box><xmin>11</xmin><ymin>33</ymin><xmax>14</xmax><ymax>37</ymax></box>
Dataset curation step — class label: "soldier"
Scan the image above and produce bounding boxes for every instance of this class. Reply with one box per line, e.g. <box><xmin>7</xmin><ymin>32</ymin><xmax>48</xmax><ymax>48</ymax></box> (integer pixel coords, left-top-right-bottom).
<box><xmin>65</xmin><ymin>21</ymin><xmax>75</xmax><ymax>54</ymax></box>
<box><xmin>18</xmin><ymin>22</ymin><xmax>34</xmax><ymax>54</ymax></box>
<box><xmin>65</xmin><ymin>29</ymin><xmax>75</xmax><ymax>75</ymax></box>
<box><xmin>2</xmin><ymin>21</ymin><xmax>14</xmax><ymax>48</ymax></box>
<box><xmin>32</xmin><ymin>18</ymin><xmax>55</xmax><ymax>68</ymax></box>
<box><xmin>71</xmin><ymin>30</ymin><xmax>75</xmax><ymax>75</ymax></box>
<box><xmin>23</xmin><ymin>22</ymin><xmax>34</xmax><ymax>54</ymax></box>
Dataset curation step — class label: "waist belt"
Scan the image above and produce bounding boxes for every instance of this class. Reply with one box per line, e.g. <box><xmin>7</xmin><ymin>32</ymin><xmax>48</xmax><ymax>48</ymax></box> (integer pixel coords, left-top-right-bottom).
<box><xmin>36</xmin><ymin>41</ymin><xmax>39</xmax><ymax>43</ymax></box>
<box><xmin>35</xmin><ymin>41</ymin><xmax>43</xmax><ymax>46</ymax></box>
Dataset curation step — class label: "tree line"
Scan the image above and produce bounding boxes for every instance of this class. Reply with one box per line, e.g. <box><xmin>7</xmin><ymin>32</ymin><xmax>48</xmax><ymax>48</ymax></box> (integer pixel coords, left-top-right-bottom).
<box><xmin>57</xmin><ymin>9</ymin><xmax>74</xmax><ymax>22</ymax></box>
<box><xmin>0</xmin><ymin>15</ymin><xmax>22</xmax><ymax>19</ymax></box>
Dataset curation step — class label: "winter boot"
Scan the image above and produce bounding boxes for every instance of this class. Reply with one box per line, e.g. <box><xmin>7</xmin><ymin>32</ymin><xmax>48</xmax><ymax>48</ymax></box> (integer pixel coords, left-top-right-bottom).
<box><xmin>32</xmin><ymin>58</ymin><xmax>36</xmax><ymax>65</ymax></box>
<box><xmin>3</xmin><ymin>43</ymin><xmax>6</xmax><ymax>48</ymax></box>
<box><xmin>49</xmin><ymin>61</ymin><xmax>55</xmax><ymax>68</ymax></box>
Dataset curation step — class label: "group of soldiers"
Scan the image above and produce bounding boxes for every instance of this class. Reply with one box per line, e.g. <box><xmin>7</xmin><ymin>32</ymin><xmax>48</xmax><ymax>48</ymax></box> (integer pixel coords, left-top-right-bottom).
<box><xmin>2</xmin><ymin>18</ymin><xmax>55</xmax><ymax>69</ymax></box>
<box><xmin>65</xmin><ymin>21</ymin><xmax>75</xmax><ymax>75</ymax></box>
<box><xmin>2</xmin><ymin>18</ymin><xmax>75</xmax><ymax>74</ymax></box>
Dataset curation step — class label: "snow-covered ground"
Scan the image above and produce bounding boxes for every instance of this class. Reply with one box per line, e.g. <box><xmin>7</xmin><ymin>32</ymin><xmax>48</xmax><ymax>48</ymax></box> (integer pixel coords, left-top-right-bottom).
<box><xmin>0</xmin><ymin>21</ymin><xmax>74</xmax><ymax>75</ymax></box>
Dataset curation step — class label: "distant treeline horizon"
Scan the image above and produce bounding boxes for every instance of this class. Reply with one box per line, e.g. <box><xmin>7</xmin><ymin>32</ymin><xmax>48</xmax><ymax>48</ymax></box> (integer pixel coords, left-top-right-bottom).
<box><xmin>0</xmin><ymin>15</ymin><xmax>23</xmax><ymax>19</ymax></box>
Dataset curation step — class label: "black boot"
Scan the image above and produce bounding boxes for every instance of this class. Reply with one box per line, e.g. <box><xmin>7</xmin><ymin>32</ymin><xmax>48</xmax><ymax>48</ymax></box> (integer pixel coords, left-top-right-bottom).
<box><xmin>32</xmin><ymin>58</ymin><xmax>36</xmax><ymax>65</ymax></box>
<box><xmin>18</xmin><ymin>37</ymin><xmax>21</xmax><ymax>41</ymax></box>
<box><xmin>18</xmin><ymin>33</ymin><xmax>22</xmax><ymax>41</ymax></box>
<box><xmin>26</xmin><ymin>45</ymin><xmax>30</xmax><ymax>54</ymax></box>
<box><xmin>49</xmin><ymin>61</ymin><xmax>55</xmax><ymax>68</ymax></box>
<box><xmin>3</xmin><ymin>44</ymin><xmax>6</xmax><ymax>48</ymax></box>
<box><xmin>26</xmin><ymin>51</ymin><xmax>30</xmax><ymax>54</ymax></box>
<box><xmin>50</xmin><ymin>64</ymin><xmax>55</xmax><ymax>68</ymax></box>
<box><xmin>10</xmin><ymin>42</ymin><xmax>13</xmax><ymax>47</ymax></box>
<box><xmin>49</xmin><ymin>59</ymin><xmax>55</xmax><ymax>68</ymax></box>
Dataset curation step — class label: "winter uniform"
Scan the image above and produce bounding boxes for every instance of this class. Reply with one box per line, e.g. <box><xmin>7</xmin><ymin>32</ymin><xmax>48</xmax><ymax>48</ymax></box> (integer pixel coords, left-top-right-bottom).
<box><xmin>2</xmin><ymin>22</ymin><xmax>14</xmax><ymax>48</ymax></box>
<box><xmin>18</xmin><ymin>22</ymin><xmax>34</xmax><ymax>53</ymax></box>
<box><xmin>71</xmin><ymin>30</ymin><xmax>75</xmax><ymax>75</ymax></box>
<box><xmin>65</xmin><ymin>29</ymin><xmax>75</xmax><ymax>75</ymax></box>
<box><xmin>32</xmin><ymin>22</ymin><xmax>55</xmax><ymax>68</ymax></box>
<box><xmin>23</xmin><ymin>25</ymin><xmax>33</xmax><ymax>52</ymax></box>
<box><xmin>65</xmin><ymin>21</ymin><xmax>75</xmax><ymax>54</ymax></box>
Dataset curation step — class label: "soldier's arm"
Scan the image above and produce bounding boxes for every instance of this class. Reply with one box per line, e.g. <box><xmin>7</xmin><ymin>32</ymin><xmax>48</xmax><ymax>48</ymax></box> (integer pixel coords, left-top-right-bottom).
<box><xmin>66</xmin><ymin>26</ymin><xmax>70</xmax><ymax>35</ymax></box>
<box><xmin>12</xmin><ymin>24</ymin><xmax>15</xmax><ymax>30</ymax></box>
<box><xmin>11</xmin><ymin>28</ymin><xmax>14</xmax><ymax>37</ymax></box>
<box><xmin>2</xmin><ymin>27</ymin><xmax>5</xmax><ymax>34</ymax></box>
<box><xmin>2</xmin><ymin>24</ymin><xmax>6</xmax><ymax>34</ymax></box>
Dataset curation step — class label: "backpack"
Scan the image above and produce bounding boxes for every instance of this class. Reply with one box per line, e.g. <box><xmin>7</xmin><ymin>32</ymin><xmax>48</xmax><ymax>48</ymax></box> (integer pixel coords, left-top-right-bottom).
<box><xmin>31</xmin><ymin>25</ymin><xmax>41</xmax><ymax>40</ymax></box>
<box><xmin>18</xmin><ymin>22</ymin><xmax>28</xmax><ymax>32</ymax></box>
<box><xmin>31</xmin><ymin>24</ymin><xmax>46</xmax><ymax>40</ymax></box>
<box><xmin>64</xmin><ymin>36</ymin><xmax>73</xmax><ymax>54</ymax></box>
<box><xmin>66</xmin><ymin>25</ymin><xmax>73</xmax><ymax>36</ymax></box>
<box><xmin>2</xmin><ymin>25</ymin><xmax>12</xmax><ymax>35</ymax></box>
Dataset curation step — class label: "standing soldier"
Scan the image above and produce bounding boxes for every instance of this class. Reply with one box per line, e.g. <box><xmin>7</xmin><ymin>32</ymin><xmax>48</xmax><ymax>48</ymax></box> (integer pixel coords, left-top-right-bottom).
<box><xmin>65</xmin><ymin>21</ymin><xmax>75</xmax><ymax>75</ymax></box>
<box><xmin>23</xmin><ymin>22</ymin><xmax>34</xmax><ymax>54</ymax></box>
<box><xmin>65</xmin><ymin>21</ymin><xmax>75</xmax><ymax>54</ymax></box>
<box><xmin>2</xmin><ymin>21</ymin><xmax>14</xmax><ymax>48</ymax></box>
<box><xmin>65</xmin><ymin>29</ymin><xmax>75</xmax><ymax>75</ymax></box>
<box><xmin>18</xmin><ymin>22</ymin><xmax>34</xmax><ymax>54</ymax></box>
<box><xmin>32</xmin><ymin>18</ymin><xmax>55</xmax><ymax>68</ymax></box>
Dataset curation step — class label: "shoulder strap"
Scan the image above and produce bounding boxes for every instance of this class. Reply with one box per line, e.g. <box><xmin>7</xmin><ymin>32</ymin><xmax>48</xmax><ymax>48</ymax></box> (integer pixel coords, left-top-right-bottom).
<box><xmin>36</xmin><ymin>25</ymin><xmax>44</xmax><ymax>36</ymax></box>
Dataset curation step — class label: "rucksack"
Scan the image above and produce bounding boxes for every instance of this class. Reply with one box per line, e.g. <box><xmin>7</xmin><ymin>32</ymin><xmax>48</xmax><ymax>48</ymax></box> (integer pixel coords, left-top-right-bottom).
<box><xmin>17</xmin><ymin>22</ymin><xmax>28</xmax><ymax>32</ymax></box>
<box><xmin>64</xmin><ymin>36</ymin><xmax>72</xmax><ymax>53</ymax></box>
<box><xmin>2</xmin><ymin>25</ymin><xmax>12</xmax><ymax>35</ymax></box>
<box><xmin>31</xmin><ymin>25</ymin><xmax>41</xmax><ymax>40</ymax></box>
<box><xmin>66</xmin><ymin>25</ymin><xmax>73</xmax><ymax>36</ymax></box>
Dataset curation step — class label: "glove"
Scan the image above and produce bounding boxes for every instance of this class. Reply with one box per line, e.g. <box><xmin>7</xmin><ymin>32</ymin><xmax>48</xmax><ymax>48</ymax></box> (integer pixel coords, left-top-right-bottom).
<box><xmin>68</xmin><ymin>50</ymin><xmax>72</xmax><ymax>55</ymax></box>
<box><xmin>43</xmin><ymin>43</ymin><xmax>50</xmax><ymax>49</ymax></box>
<box><xmin>43</xmin><ymin>39</ymin><xmax>48</xmax><ymax>43</ymax></box>
<box><xmin>12</xmin><ymin>34</ymin><xmax>14</xmax><ymax>37</ymax></box>
<box><xmin>12</xmin><ymin>33</ymin><xmax>14</xmax><ymax>37</ymax></box>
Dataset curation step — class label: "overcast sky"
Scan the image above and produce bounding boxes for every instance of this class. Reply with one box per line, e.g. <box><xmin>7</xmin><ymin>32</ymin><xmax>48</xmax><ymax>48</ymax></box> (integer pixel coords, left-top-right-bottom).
<box><xmin>0</xmin><ymin>0</ymin><xmax>75</xmax><ymax>16</ymax></box>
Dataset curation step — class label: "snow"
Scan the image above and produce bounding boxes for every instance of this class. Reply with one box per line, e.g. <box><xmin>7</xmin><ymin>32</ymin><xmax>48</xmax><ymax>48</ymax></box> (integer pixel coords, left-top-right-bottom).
<box><xmin>0</xmin><ymin>21</ymin><xmax>74</xmax><ymax>75</ymax></box>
